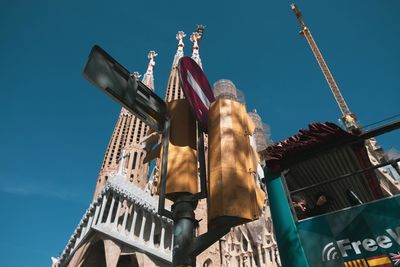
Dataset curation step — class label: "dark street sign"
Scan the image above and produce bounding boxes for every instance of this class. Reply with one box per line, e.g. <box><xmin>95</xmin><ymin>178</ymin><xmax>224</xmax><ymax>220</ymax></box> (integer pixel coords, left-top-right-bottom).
<box><xmin>178</xmin><ymin>57</ymin><xmax>215</xmax><ymax>131</ymax></box>
<box><xmin>83</xmin><ymin>45</ymin><xmax>166</xmax><ymax>132</ymax></box>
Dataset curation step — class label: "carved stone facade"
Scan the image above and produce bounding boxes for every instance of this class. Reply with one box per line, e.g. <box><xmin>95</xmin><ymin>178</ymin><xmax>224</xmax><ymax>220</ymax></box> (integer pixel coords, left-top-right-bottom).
<box><xmin>219</xmin><ymin>208</ymin><xmax>280</xmax><ymax>267</ymax></box>
<box><xmin>196</xmin><ymin>203</ymin><xmax>280</xmax><ymax>267</ymax></box>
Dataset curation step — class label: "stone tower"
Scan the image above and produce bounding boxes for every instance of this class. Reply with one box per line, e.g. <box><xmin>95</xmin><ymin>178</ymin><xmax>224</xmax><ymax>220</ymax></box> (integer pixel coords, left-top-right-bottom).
<box><xmin>93</xmin><ymin>51</ymin><xmax>157</xmax><ymax>197</ymax></box>
<box><xmin>165</xmin><ymin>31</ymin><xmax>186</xmax><ymax>102</ymax></box>
<box><xmin>53</xmin><ymin>51</ymin><xmax>174</xmax><ymax>267</ymax></box>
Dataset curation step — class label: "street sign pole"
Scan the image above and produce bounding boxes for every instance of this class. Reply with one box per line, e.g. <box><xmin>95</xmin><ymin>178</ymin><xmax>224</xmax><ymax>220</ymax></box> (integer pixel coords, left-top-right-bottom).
<box><xmin>196</xmin><ymin>123</ymin><xmax>207</xmax><ymax>199</ymax></box>
<box><xmin>171</xmin><ymin>195</ymin><xmax>198</xmax><ymax>266</ymax></box>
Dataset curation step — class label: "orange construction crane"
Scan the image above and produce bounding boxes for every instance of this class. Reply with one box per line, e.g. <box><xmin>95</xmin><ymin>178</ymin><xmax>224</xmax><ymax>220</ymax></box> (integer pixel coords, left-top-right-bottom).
<box><xmin>290</xmin><ymin>3</ymin><xmax>359</xmax><ymax>130</ymax></box>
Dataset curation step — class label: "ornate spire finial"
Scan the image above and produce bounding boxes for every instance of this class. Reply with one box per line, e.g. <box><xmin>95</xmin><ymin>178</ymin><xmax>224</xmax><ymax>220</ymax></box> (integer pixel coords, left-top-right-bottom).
<box><xmin>131</xmin><ymin>71</ymin><xmax>141</xmax><ymax>79</ymax></box>
<box><xmin>196</xmin><ymin>25</ymin><xmax>205</xmax><ymax>40</ymax></box>
<box><xmin>176</xmin><ymin>31</ymin><xmax>186</xmax><ymax>52</ymax></box>
<box><xmin>190</xmin><ymin>32</ymin><xmax>201</xmax><ymax>49</ymax></box>
<box><xmin>172</xmin><ymin>31</ymin><xmax>186</xmax><ymax>68</ymax></box>
<box><xmin>148</xmin><ymin>50</ymin><xmax>158</xmax><ymax>60</ymax></box>
<box><xmin>141</xmin><ymin>50</ymin><xmax>157</xmax><ymax>90</ymax></box>
<box><xmin>190</xmin><ymin>25</ymin><xmax>205</xmax><ymax>68</ymax></box>
<box><xmin>145</xmin><ymin>50</ymin><xmax>157</xmax><ymax>76</ymax></box>
<box><xmin>191</xmin><ymin>25</ymin><xmax>205</xmax><ymax>47</ymax></box>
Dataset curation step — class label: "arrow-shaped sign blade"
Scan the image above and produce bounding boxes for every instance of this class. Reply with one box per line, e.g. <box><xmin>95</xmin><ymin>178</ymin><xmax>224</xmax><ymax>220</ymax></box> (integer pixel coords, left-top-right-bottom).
<box><xmin>83</xmin><ymin>45</ymin><xmax>167</xmax><ymax>132</ymax></box>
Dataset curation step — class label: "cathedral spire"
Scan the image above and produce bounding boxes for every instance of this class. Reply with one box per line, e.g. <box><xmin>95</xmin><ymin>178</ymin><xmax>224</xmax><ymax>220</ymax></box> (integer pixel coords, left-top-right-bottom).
<box><xmin>190</xmin><ymin>25</ymin><xmax>205</xmax><ymax>69</ymax></box>
<box><xmin>165</xmin><ymin>31</ymin><xmax>187</xmax><ymax>101</ymax></box>
<box><xmin>172</xmin><ymin>31</ymin><xmax>186</xmax><ymax>68</ymax></box>
<box><xmin>141</xmin><ymin>50</ymin><xmax>157</xmax><ymax>91</ymax></box>
<box><xmin>93</xmin><ymin>51</ymin><xmax>158</xmax><ymax>198</ymax></box>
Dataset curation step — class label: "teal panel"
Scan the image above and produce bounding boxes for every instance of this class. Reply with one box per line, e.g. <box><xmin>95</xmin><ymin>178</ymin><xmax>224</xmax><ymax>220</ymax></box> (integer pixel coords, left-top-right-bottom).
<box><xmin>297</xmin><ymin>195</ymin><xmax>400</xmax><ymax>266</ymax></box>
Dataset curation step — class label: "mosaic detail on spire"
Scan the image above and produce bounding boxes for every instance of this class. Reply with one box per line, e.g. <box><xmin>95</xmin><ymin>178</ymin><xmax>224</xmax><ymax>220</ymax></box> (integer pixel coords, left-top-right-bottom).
<box><xmin>190</xmin><ymin>25</ymin><xmax>205</xmax><ymax>68</ymax></box>
<box><xmin>172</xmin><ymin>31</ymin><xmax>186</xmax><ymax>68</ymax></box>
<box><xmin>142</xmin><ymin>51</ymin><xmax>157</xmax><ymax>91</ymax></box>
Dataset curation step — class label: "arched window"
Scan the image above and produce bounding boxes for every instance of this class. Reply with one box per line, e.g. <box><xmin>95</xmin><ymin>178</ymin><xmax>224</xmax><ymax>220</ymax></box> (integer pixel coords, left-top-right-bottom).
<box><xmin>203</xmin><ymin>258</ymin><xmax>212</xmax><ymax>267</ymax></box>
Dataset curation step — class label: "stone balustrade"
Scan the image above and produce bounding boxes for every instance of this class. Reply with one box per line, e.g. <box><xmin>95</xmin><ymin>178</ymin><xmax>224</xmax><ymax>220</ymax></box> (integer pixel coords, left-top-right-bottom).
<box><xmin>53</xmin><ymin>175</ymin><xmax>173</xmax><ymax>267</ymax></box>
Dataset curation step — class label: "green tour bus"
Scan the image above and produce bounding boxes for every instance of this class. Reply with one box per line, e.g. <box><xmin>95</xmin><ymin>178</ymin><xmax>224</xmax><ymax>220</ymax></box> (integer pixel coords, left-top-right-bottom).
<box><xmin>263</xmin><ymin>121</ymin><xmax>400</xmax><ymax>267</ymax></box>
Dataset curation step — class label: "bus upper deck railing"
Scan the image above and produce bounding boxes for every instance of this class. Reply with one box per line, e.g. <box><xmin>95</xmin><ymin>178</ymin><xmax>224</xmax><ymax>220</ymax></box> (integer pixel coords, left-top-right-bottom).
<box><xmin>277</xmin><ymin>119</ymin><xmax>400</xmax><ymax>220</ymax></box>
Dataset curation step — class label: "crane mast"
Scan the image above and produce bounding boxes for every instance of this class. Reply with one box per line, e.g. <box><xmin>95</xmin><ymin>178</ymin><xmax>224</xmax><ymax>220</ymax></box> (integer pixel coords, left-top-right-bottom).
<box><xmin>290</xmin><ymin>3</ymin><xmax>359</xmax><ymax>130</ymax></box>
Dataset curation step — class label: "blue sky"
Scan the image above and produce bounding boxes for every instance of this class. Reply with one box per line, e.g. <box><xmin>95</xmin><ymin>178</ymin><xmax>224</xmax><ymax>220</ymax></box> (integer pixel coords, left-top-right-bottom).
<box><xmin>1</xmin><ymin>1</ymin><xmax>399</xmax><ymax>266</ymax></box>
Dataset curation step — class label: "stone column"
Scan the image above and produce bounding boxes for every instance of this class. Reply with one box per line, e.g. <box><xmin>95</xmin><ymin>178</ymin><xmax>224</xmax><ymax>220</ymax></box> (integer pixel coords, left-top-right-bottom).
<box><xmin>121</xmin><ymin>202</ymin><xmax>130</xmax><ymax>234</ymax></box>
<box><xmin>139</xmin><ymin>212</ymin><xmax>147</xmax><ymax>242</ymax></box>
<box><xmin>92</xmin><ymin>202</ymin><xmax>101</xmax><ymax>226</ymax></box>
<box><xmin>149</xmin><ymin>216</ymin><xmax>156</xmax><ymax>247</ymax></box>
<box><xmin>129</xmin><ymin>206</ymin><xmax>139</xmax><ymax>239</ymax></box>
<box><xmin>98</xmin><ymin>193</ymin><xmax>109</xmax><ymax>224</ymax></box>
<box><xmin>106</xmin><ymin>196</ymin><xmax>116</xmax><ymax>225</ymax></box>
<box><xmin>159</xmin><ymin>220</ymin><xmax>165</xmax><ymax>251</ymax></box>
<box><xmin>113</xmin><ymin>199</ymin><xmax>122</xmax><ymax>230</ymax></box>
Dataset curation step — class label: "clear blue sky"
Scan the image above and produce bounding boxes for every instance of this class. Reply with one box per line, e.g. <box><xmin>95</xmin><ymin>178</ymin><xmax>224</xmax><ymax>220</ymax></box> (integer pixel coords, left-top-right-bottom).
<box><xmin>1</xmin><ymin>1</ymin><xmax>399</xmax><ymax>266</ymax></box>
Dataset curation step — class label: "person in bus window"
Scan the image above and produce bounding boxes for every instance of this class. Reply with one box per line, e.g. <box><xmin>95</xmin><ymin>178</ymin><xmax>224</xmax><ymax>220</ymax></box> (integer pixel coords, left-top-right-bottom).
<box><xmin>310</xmin><ymin>192</ymin><xmax>332</xmax><ymax>216</ymax></box>
<box><xmin>292</xmin><ymin>195</ymin><xmax>309</xmax><ymax>220</ymax></box>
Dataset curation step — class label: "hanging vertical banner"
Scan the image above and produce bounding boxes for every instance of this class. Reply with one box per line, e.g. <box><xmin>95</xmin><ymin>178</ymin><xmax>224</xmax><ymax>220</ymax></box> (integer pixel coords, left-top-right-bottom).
<box><xmin>297</xmin><ymin>195</ymin><xmax>400</xmax><ymax>266</ymax></box>
<box><xmin>178</xmin><ymin>56</ymin><xmax>215</xmax><ymax>131</ymax></box>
